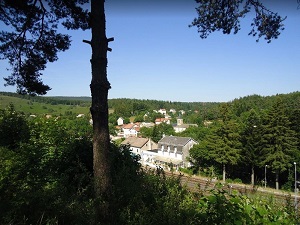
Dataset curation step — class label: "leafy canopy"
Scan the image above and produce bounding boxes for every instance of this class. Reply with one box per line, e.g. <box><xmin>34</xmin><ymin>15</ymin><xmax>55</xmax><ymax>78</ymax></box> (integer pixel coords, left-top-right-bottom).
<box><xmin>0</xmin><ymin>0</ymin><xmax>89</xmax><ymax>95</ymax></box>
<box><xmin>190</xmin><ymin>0</ymin><xmax>286</xmax><ymax>43</ymax></box>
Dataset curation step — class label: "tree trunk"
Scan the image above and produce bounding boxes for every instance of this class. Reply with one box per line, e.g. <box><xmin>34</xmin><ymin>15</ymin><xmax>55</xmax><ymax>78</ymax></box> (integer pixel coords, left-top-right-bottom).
<box><xmin>90</xmin><ymin>0</ymin><xmax>111</xmax><ymax>223</ymax></box>
<box><xmin>276</xmin><ymin>172</ymin><xmax>279</xmax><ymax>190</ymax></box>
<box><xmin>223</xmin><ymin>164</ymin><xmax>226</xmax><ymax>182</ymax></box>
<box><xmin>251</xmin><ymin>166</ymin><xmax>255</xmax><ymax>186</ymax></box>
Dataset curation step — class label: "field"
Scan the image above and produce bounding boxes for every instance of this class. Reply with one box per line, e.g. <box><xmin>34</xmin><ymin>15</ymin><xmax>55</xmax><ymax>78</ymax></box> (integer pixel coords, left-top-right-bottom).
<box><xmin>0</xmin><ymin>95</ymin><xmax>90</xmax><ymax>116</ymax></box>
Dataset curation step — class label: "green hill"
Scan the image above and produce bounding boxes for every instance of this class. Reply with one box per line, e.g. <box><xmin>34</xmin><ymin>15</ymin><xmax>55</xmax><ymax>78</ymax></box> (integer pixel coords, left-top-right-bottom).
<box><xmin>0</xmin><ymin>93</ymin><xmax>90</xmax><ymax>116</ymax></box>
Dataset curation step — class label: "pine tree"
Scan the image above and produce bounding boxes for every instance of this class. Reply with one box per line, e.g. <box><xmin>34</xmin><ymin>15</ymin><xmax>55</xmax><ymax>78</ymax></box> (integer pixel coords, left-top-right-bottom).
<box><xmin>241</xmin><ymin>109</ymin><xmax>263</xmax><ymax>185</ymax></box>
<box><xmin>211</xmin><ymin>104</ymin><xmax>242</xmax><ymax>182</ymax></box>
<box><xmin>262</xmin><ymin>97</ymin><xmax>298</xmax><ymax>190</ymax></box>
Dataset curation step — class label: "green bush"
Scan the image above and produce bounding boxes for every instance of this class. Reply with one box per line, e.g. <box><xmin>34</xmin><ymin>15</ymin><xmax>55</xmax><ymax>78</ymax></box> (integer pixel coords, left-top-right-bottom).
<box><xmin>233</xmin><ymin>178</ymin><xmax>243</xmax><ymax>184</ymax></box>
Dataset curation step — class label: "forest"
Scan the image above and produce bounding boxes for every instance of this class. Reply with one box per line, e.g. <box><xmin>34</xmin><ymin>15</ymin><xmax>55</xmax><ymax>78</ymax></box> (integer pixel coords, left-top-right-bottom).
<box><xmin>1</xmin><ymin>91</ymin><xmax>300</xmax><ymax>224</ymax></box>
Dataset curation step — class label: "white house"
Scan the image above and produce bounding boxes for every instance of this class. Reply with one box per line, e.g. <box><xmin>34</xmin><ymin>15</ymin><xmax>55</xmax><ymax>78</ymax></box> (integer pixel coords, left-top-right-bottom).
<box><xmin>122</xmin><ymin>123</ymin><xmax>140</xmax><ymax>138</ymax></box>
<box><xmin>169</xmin><ymin>109</ymin><xmax>176</xmax><ymax>114</ymax></box>
<box><xmin>155</xmin><ymin>118</ymin><xmax>170</xmax><ymax>125</ymax></box>
<box><xmin>155</xmin><ymin>136</ymin><xmax>198</xmax><ymax>167</ymax></box>
<box><xmin>121</xmin><ymin>137</ymin><xmax>158</xmax><ymax>163</ymax></box>
<box><xmin>140</xmin><ymin>122</ymin><xmax>155</xmax><ymax>128</ymax></box>
<box><xmin>158</xmin><ymin>109</ymin><xmax>167</xmax><ymax>115</ymax></box>
<box><xmin>117</xmin><ymin>117</ymin><xmax>124</xmax><ymax>126</ymax></box>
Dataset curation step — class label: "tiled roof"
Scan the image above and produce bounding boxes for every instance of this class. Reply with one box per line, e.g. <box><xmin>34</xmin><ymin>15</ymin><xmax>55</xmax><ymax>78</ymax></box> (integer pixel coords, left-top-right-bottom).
<box><xmin>123</xmin><ymin>123</ymin><xmax>134</xmax><ymax>129</ymax></box>
<box><xmin>121</xmin><ymin>137</ymin><xmax>149</xmax><ymax>148</ymax></box>
<box><xmin>158</xmin><ymin>136</ymin><xmax>197</xmax><ymax>146</ymax></box>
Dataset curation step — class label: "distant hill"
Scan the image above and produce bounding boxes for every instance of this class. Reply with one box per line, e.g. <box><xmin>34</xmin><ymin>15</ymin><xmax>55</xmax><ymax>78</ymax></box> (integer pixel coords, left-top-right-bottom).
<box><xmin>49</xmin><ymin>96</ymin><xmax>92</xmax><ymax>102</ymax></box>
<box><xmin>1</xmin><ymin>91</ymin><xmax>300</xmax><ymax>118</ymax></box>
<box><xmin>0</xmin><ymin>92</ymin><xmax>90</xmax><ymax>116</ymax></box>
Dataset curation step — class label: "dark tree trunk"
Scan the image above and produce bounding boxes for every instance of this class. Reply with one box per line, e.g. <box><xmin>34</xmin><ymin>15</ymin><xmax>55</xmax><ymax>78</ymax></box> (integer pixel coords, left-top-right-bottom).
<box><xmin>90</xmin><ymin>0</ymin><xmax>111</xmax><ymax>223</ymax></box>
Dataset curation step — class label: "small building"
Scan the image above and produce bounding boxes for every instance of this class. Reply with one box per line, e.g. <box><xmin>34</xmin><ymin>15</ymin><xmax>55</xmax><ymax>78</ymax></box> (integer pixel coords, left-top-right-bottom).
<box><xmin>155</xmin><ymin>118</ymin><xmax>170</xmax><ymax>125</ymax></box>
<box><xmin>173</xmin><ymin>118</ymin><xmax>198</xmax><ymax>133</ymax></box>
<box><xmin>121</xmin><ymin>137</ymin><xmax>158</xmax><ymax>162</ymax></box>
<box><xmin>155</xmin><ymin>136</ymin><xmax>198</xmax><ymax>168</ymax></box>
<box><xmin>158</xmin><ymin>109</ymin><xmax>167</xmax><ymax>115</ymax></box>
<box><xmin>140</xmin><ymin>122</ymin><xmax>155</xmax><ymax>128</ymax></box>
<box><xmin>122</xmin><ymin>123</ymin><xmax>140</xmax><ymax>138</ymax></box>
<box><xmin>169</xmin><ymin>109</ymin><xmax>176</xmax><ymax>114</ymax></box>
<box><xmin>117</xmin><ymin>117</ymin><xmax>124</xmax><ymax>126</ymax></box>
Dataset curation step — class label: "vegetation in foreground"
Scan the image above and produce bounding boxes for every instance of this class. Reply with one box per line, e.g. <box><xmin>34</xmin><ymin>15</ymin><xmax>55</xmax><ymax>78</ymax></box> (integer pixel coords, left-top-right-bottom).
<box><xmin>0</xmin><ymin>104</ymin><xmax>298</xmax><ymax>224</ymax></box>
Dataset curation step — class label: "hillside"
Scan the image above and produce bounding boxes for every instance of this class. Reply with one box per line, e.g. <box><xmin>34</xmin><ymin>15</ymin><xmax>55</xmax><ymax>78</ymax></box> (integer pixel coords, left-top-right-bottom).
<box><xmin>0</xmin><ymin>93</ymin><xmax>90</xmax><ymax>116</ymax></box>
<box><xmin>1</xmin><ymin>91</ymin><xmax>300</xmax><ymax>118</ymax></box>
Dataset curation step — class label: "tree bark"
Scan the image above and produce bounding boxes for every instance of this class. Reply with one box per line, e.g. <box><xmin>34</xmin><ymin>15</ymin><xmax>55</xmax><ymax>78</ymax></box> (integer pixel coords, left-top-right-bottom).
<box><xmin>90</xmin><ymin>0</ymin><xmax>111</xmax><ymax>223</ymax></box>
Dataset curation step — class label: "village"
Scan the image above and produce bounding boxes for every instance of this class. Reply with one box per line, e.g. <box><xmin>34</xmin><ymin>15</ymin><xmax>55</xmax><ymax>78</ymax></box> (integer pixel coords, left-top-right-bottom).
<box><xmin>113</xmin><ymin>108</ymin><xmax>199</xmax><ymax>169</ymax></box>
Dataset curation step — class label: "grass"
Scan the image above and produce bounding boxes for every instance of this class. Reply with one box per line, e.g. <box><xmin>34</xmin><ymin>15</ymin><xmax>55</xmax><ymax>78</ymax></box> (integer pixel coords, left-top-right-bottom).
<box><xmin>0</xmin><ymin>95</ymin><xmax>90</xmax><ymax>116</ymax></box>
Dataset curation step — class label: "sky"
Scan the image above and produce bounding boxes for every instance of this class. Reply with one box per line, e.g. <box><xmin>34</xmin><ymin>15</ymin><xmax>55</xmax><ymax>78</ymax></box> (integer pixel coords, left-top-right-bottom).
<box><xmin>0</xmin><ymin>0</ymin><xmax>300</xmax><ymax>102</ymax></box>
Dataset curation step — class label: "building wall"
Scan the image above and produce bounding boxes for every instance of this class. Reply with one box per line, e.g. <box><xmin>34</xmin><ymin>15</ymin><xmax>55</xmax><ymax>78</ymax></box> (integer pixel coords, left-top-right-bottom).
<box><xmin>123</xmin><ymin>129</ymin><xmax>137</xmax><ymax>138</ymax></box>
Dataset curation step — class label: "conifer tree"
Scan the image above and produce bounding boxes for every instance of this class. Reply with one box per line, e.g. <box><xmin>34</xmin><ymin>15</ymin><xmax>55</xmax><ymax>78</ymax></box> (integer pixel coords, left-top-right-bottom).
<box><xmin>211</xmin><ymin>104</ymin><xmax>242</xmax><ymax>182</ymax></box>
<box><xmin>262</xmin><ymin>97</ymin><xmax>298</xmax><ymax>190</ymax></box>
<box><xmin>241</xmin><ymin>109</ymin><xmax>262</xmax><ymax>185</ymax></box>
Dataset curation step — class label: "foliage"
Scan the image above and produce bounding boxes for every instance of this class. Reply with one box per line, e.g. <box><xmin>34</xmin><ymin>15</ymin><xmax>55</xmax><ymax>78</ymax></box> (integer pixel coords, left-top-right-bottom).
<box><xmin>240</xmin><ymin>109</ymin><xmax>263</xmax><ymax>184</ymax></box>
<box><xmin>261</xmin><ymin>97</ymin><xmax>298</xmax><ymax>189</ymax></box>
<box><xmin>0</xmin><ymin>116</ymin><xmax>94</xmax><ymax>224</ymax></box>
<box><xmin>0</xmin><ymin>1</ymin><xmax>89</xmax><ymax>95</ymax></box>
<box><xmin>0</xmin><ymin>105</ymin><xmax>298</xmax><ymax>224</ymax></box>
<box><xmin>180</xmin><ymin>125</ymin><xmax>211</xmax><ymax>141</ymax></box>
<box><xmin>140</xmin><ymin>123</ymin><xmax>175</xmax><ymax>143</ymax></box>
<box><xmin>0</xmin><ymin>93</ymin><xmax>90</xmax><ymax>116</ymax></box>
<box><xmin>190</xmin><ymin>0</ymin><xmax>285</xmax><ymax>43</ymax></box>
<box><xmin>0</xmin><ymin>104</ymin><xmax>30</xmax><ymax>149</ymax></box>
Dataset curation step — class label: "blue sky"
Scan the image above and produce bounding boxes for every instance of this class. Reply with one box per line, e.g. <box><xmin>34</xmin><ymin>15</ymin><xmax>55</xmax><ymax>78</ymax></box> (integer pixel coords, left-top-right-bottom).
<box><xmin>0</xmin><ymin>0</ymin><xmax>300</xmax><ymax>102</ymax></box>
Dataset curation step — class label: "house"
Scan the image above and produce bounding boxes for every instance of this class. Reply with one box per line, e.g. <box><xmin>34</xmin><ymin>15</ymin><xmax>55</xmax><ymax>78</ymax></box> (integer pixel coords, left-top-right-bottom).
<box><xmin>158</xmin><ymin>109</ymin><xmax>167</xmax><ymax>115</ymax></box>
<box><xmin>121</xmin><ymin>136</ymin><xmax>157</xmax><ymax>154</ymax></box>
<box><xmin>121</xmin><ymin>137</ymin><xmax>158</xmax><ymax>163</ymax></box>
<box><xmin>155</xmin><ymin>136</ymin><xmax>198</xmax><ymax>167</ymax></box>
<box><xmin>122</xmin><ymin>123</ymin><xmax>140</xmax><ymax>138</ymax></box>
<box><xmin>117</xmin><ymin>117</ymin><xmax>124</xmax><ymax>126</ymax></box>
<box><xmin>155</xmin><ymin>118</ymin><xmax>170</xmax><ymax>125</ymax></box>
<box><xmin>140</xmin><ymin>122</ymin><xmax>155</xmax><ymax>128</ymax></box>
<box><xmin>173</xmin><ymin>118</ymin><xmax>198</xmax><ymax>133</ymax></box>
<box><xmin>169</xmin><ymin>109</ymin><xmax>176</xmax><ymax>114</ymax></box>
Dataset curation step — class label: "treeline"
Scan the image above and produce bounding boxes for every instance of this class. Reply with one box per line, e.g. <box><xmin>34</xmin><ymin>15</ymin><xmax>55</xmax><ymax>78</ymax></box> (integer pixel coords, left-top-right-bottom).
<box><xmin>0</xmin><ymin>92</ymin><xmax>90</xmax><ymax>106</ymax></box>
<box><xmin>3</xmin><ymin>91</ymin><xmax>300</xmax><ymax>121</ymax></box>
<box><xmin>183</xmin><ymin>92</ymin><xmax>300</xmax><ymax>191</ymax></box>
<box><xmin>108</xmin><ymin>98</ymin><xmax>220</xmax><ymax>116</ymax></box>
<box><xmin>120</xmin><ymin>92</ymin><xmax>300</xmax><ymax>191</ymax></box>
